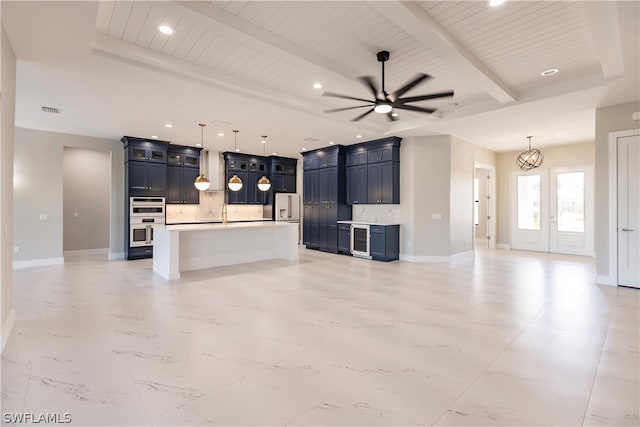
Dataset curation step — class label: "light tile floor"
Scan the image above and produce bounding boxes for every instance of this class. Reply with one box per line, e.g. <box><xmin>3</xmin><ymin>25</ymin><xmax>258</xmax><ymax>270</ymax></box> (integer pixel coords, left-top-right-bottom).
<box><xmin>1</xmin><ymin>248</ymin><xmax>638</xmax><ymax>426</ymax></box>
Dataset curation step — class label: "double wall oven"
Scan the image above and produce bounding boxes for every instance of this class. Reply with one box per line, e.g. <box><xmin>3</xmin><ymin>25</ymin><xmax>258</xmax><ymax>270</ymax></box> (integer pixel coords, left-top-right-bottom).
<box><xmin>129</xmin><ymin>197</ymin><xmax>165</xmax><ymax>249</ymax></box>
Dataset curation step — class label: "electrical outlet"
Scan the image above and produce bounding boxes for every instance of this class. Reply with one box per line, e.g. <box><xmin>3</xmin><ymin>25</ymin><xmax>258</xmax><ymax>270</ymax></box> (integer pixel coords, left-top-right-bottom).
<box><xmin>39</xmin><ymin>213</ymin><xmax>48</xmax><ymax>220</ymax></box>
<box><xmin>14</xmin><ymin>246</ymin><xmax>19</xmax><ymax>253</ymax></box>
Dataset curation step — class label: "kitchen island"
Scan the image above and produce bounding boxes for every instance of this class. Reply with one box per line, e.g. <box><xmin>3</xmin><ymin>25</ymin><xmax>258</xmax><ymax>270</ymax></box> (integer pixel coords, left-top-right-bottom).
<box><xmin>153</xmin><ymin>221</ymin><xmax>299</xmax><ymax>280</ymax></box>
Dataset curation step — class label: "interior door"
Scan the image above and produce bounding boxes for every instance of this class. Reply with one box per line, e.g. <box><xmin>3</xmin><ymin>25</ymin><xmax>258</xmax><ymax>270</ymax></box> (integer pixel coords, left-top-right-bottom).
<box><xmin>511</xmin><ymin>170</ymin><xmax>549</xmax><ymax>252</ymax></box>
<box><xmin>549</xmin><ymin>166</ymin><xmax>594</xmax><ymax>256</ymax></box>
<box><xmin>618</xmin><ymin>135</ymin><xmax>640</xmax><ymax>287</ymax></box>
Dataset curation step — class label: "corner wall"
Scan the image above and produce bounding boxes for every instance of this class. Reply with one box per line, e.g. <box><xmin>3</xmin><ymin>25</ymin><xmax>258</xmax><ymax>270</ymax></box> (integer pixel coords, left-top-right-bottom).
<box><xmin>1</xmin><ymin>21</ymin><xmax>17</xmax><ymax>350</ymax></box>
<box><xmin>13</xmin><ymin>128</ymin><xmax>124</xmax><ymax>263</ymax></box>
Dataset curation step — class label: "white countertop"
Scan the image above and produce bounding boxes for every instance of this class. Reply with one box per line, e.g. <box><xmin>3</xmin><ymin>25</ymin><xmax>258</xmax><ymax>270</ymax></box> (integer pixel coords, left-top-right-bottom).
<box><xmin>163</xmin><ymin>221</ymin><xmax>296</xmax><ymax>232</ymax></box>
<box><xmin>337</xmin><ymin>220</ymin><xmax>400</xmax><ymax>226</ymax></box>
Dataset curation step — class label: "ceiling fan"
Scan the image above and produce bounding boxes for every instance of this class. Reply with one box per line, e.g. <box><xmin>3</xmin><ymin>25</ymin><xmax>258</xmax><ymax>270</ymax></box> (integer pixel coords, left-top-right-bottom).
<box><xmin>323</xmin><ymin>50</ymin><xmax>454</xmax><ymax>122</ymax></box>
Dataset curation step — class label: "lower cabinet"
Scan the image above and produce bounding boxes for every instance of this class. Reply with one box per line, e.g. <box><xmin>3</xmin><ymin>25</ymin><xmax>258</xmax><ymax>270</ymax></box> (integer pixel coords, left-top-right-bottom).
<box><xmin>338</xmin><ymin>223</ymin><xmax>350</xmax><ymax>254</ymax></box>
<box><xmin>369</xmin><ymin>225</ymin><xmax>400</xmax><ymax>261</ymax></box>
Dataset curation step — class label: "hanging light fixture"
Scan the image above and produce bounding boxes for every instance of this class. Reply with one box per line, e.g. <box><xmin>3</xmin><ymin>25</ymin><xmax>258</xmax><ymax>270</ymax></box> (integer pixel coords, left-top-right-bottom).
<box><xmin>516</xmin><ymin>136</ymin><xmax>544</xmax><ymax>171</ymax></box>
<box><xmin>228</xmin><ymin>130</ymin><xmax>243</xmax><ymax>192</ymax></box>
<box><xmin>257</xmin><ymin>135</ymin><xmax>271</xmax><ymax>192</ymax></box>
<box><xmin>194</xmin><ymin>123</ymin><xmax>211</xmax><ymax>191</ymax></box>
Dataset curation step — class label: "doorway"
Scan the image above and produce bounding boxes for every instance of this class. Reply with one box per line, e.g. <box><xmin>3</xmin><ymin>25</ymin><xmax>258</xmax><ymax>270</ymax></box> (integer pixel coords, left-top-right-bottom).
<box><xmin>474</xmin><ymin>163</ymin><xmax>496</xmax><ymax>250</ymax></box>
<box><xmin>510</xmin><ymin>165</ymin><xmax>594</xmax><ymax>256</ymax></box>
<box><xmin>617</xmin><ymin>134</ymin><xmax>639</xmax><ymax>287</ymax></box>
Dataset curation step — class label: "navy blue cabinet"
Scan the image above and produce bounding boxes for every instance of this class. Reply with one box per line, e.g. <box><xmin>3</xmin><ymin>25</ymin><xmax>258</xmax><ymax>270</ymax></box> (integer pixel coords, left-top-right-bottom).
<box><xmin>122</xmin><ymin>137</ymin><xmax>169</xmax><ymax>197</ymax></box>
<box><xmin>225</xmin><ymin>153</ymin><xmax>297</xmax><ymax>205</ymax></box>
<box><xmin>226</xmin><ymin>171</ymin><xmax>249</xmax><ymax>204</ymax></box>
<box><xmin>302</xmin><ymin>146</ymin><xmax>351</xmax><ymax>253</ymax></box>
<box><xmin>369</xmin><ymin>225</ymin><xmax>400</xmax><ymax>261</ymax></box>
<box><xmin>266</xmin><ymin>156</ymin><xmax>297</xmax><ymax>208</ymax></box>
<box><xmin>166</xmin><ymin>145</ymin><xmax>201</xmax><ymax>205</ymax></box>
<box><xmin>345</xmin><ymin>137</ymin><xmax>401</xmax><ymax>205</ymax></box>
<box><xmin>338</xmin><ymin>223</ymin><xmax>351</xmax><ymax>254</ymax></box>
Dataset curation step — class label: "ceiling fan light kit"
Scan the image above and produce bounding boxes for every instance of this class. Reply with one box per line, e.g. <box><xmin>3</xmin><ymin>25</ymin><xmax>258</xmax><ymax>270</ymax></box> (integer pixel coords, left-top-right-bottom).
<box><xmin>516</xmin><ymin>136</ymin><xmax>544</xmax><ymax>171</ymax></box>
<box><xmin>323</xmin><ymin>50</ymin><xmax>454</xmax><ymax>122</ymax></box>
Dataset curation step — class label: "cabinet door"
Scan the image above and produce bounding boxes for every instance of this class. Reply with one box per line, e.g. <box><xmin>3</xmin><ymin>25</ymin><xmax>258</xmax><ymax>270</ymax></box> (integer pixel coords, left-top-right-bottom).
<box><xmin>129</xmin><ymin>147</ymin><xmax>147</xmax><ymax>162</ymax></box>
<box><xmin>368</xmin><ymin>163</ymin><xmax>382</xmax><ymax>203</ymax></box>
<box><xmin>148</xmin><ymin>163</ymin><xmax>167</xmax><ymax>193</ymax></box>
<box><xmin>303</xmin><ymin>206</ymin><xmax>311</xmax><ymax>245</ymax></box>
<box><xmin>282</xmin><ymin>174</ymin><xmax>296</xmax><ymax>193</ymax></box>
<box><xmin>327</xmin><ymin>167</ymin><xmax>338</xmax><ymax>202</ymax></box>
<box><xmin>380</xmin><ymin>162</ymin><xmax>395</xmax><ymax>204</ymax></box>
<box><xmin>167</xmin><ymin>152</ymin><xmax>182</xmax><ymax>165</ymax></box>
<box><xmin>370</xmin><ymin>228</ymin><xmax>386</xmax><ymax>259</ymax></box>
<box><xmin>147</xmin><ymin>147</ymin><xmax>167</xmax><ymax>163</ymax></box>
<box><xmin>368</xmin><ymin>146</ymin><xmax>393</xmax><ymax>163</ymax></box>
<box><xmin>309</xmin><ymin>205</ymin><xmax>319</xmax><ymax>248</ymax></box>
<box><xmin>338</xmin><ymin>225</ymin><xmax>350</xmax><ymax>253</ymax></box>
<box><xmin>303</xmin><ymin>170</ymin><xmax>313</xmax><ymax>204</ymax></box>
<box><xmin>166</xmin><ymin>166</ymin><xmax>182</xmax><ymax>203</ymax></box>
<box><xmin>128</xmin><ymin>161</ymin><xmax>149</xmax><ymax>191</ymax></box>
<box><xmin>182</xmin><ymin>167</ymin><xmax>200</xmax><ymax>204</ymax></box>
<box><xmin>348</xmin><ymin>165</ymin><xmax>367</xmax><ymax>204</ymax></box>
<box><xmin>318</xmin><ymin>168</ymin><xmax>330</xmax><ymax>203</ymax></box>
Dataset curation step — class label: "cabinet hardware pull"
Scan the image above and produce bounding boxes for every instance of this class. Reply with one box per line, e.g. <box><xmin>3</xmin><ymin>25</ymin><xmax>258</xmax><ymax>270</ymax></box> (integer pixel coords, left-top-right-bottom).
<box><xmin>622</xmin><ymin>228</ymin><xmax>635</xmax><ymax>232</ymax></box>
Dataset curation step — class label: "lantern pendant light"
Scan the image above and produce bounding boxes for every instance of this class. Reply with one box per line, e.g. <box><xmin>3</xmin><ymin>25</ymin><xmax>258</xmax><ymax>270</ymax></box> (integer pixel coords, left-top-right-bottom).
<box><xmin>258</xmin><ymin>135</ymin><xmax>271</xmax><ymax>192</ymax></box>
<box><xmin>516</xmin><ymin>136</ymin><xmax>544</xmax><ymax>171</ymax></box>
<box><xmin>228</xmin><ymin>130</ymin><xmax>243</xmax><ymax>192</ymax></box>
<box><xmin>194</xmin><ymin>123</ymin><xmax>211</xmax><ymax>191</ymax></box>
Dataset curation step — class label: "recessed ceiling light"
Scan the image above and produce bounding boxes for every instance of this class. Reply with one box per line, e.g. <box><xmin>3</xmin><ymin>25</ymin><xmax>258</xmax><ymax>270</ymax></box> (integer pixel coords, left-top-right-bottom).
<box><xmin>196</xmin><ymin>143</ymin><xmax>202</xmax><ymax>147</ymax></box>
<box><xmin>271</xmin><ymin>152</ymin><xmax>277</xmax><ymax>155</ymax></box>
<box><xmin>313</xmin><ymin>83</ymin><xmax>323</xmax><ymax>89</ymax></box>
<box><xmin>329</xmin><ymin>141</ymin><xmax>335</xmax><ymax>145</ymax></box>
<box><xmin>151</xmin><ymin>135</ymin><xmax>158</xmax><ymax>139</ymax></box>
<box><xmin>164</xmin><ymin>123</ymin><xmax>173</xmax><ymax>128</ymax></box>
<box><xmin>158</xmin><ymin>25</ymin><xmax>173</xmax><ymax>35</ymax></box>
<box><xmin>218</xmin><ymin>132</ymin><xmax>224</xmax><ymax>137</ymax></box>
<box><xmin>235</xmin><ymin>148</ymin><xmax>240</xmax><ymax>152</ymax></box>
<box><xmin>356</xmin><ymin>135</ymin><xmax>362</xmax><ymax>139</ymax></box>
<box><xmin>489</xmin><ymin>0</ymin><xmax>506</xmax><ymax>6</ymax></box>
<box><xmin>540</xmin><ymin>68</ymin><xmax>559</xmax><ymax>76</ymax></box>
<box><xmin>302</xmin><ymin>148</ymin><xmax>307</xmax><ymax>151</ymax></box>
<box><xmin>391</xmin><ymin>113</ymin><xmax>399</xmax><ymax>117</ymax></box>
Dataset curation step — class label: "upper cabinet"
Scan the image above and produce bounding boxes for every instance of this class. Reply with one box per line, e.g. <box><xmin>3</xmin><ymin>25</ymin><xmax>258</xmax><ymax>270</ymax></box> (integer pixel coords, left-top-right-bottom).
<box><xmin>223</xmin><ymin>153</ymin><xmax>298</xmax><ymax>205</ymax></box>
<box><xmin>345</xmin><ymin>137</ymin><xmax>401</xmax><ymax>205</ymax></box>
<box><xmin>122</xmin><ymin>136</ymin><xmax>169</xmax><ymax>197</ymax></box>
<box><xmin>166</xmin><ymin>145</ymin><xmax>202</xmax><ymax>204</ymax></box>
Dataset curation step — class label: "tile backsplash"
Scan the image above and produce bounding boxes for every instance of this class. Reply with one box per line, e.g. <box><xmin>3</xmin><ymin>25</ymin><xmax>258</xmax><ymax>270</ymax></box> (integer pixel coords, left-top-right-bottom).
<box><xmin>165</xmin><ymin>192</ymin><xmax>264</xmax><ymax>223</ymax></box>
<box><xmin>352</xmin><ymin>204</ymin><xmax>401</xmax><ymax>224</ymax></box>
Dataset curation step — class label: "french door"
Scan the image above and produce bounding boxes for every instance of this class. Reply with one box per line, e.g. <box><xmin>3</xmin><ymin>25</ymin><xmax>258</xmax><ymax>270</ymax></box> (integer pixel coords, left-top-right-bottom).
<box><xmin>511</xmin><ymin>166</ymin><xmax>594</xmax><ymax>256</ymax></box>
<box><xmin>618</xmin><ymin>135</ymin><xmax>639</xmax><ymax>287</ymax></box>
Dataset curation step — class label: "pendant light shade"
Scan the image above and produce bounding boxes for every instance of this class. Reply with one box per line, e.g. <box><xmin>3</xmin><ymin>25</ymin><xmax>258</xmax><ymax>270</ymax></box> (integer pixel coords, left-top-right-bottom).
<box><xmin>258</xmin><ymin>135</ymin><xmax>271</xmax><ymax>192</ymax></box>
<box><xmin>228</xmin><ymin>130</ymin><xmax>243</xmax><ymax>192</ymax></box>
<box><xmin>194</xmin><ymin>123</ymin><xmax>211</xmax><ymax>191</ymax></box>
<box><xmin>516</xmin><ymin>136</ymin><xmax>543</xmax><ymax>171</ymax></box>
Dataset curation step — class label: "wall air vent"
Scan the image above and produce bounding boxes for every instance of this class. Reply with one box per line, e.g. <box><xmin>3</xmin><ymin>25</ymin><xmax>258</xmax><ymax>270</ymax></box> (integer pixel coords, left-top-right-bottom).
<box><xmin>41</xmin><ymin>106</ymin><xmax>61</xmax><ymax>114</ymax></box>
<box><xmin>304</xmin><ymin>137</ymin><xmax>319</xmax><ymax>142</ymax></box>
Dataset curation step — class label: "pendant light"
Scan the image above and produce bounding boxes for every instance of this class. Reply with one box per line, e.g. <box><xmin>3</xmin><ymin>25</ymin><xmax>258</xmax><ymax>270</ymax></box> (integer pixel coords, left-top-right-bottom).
<box><xmin>516</xmin><ymin>136</ymin><xmax>544</xmax><ymax>171</ymax></box>
<box><xmin>257</xmin><ymin>135</ymin><xmax>271</xmax><ymax>192</ymax></box>
<box><xmin>228</xmin><ymin>130</ymin><xmax>243</xmax><ymax>192</ymax></box>
<box><xmin>194</xmin><ymin>123</ymin><xmax>211</xmax><ymax>191</ymax></box>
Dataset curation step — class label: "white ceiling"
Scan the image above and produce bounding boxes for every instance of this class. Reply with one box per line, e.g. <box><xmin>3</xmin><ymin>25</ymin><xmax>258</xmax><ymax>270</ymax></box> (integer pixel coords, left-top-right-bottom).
<box><xmin>2</xmin><ymin>1</ymin><xmax>639</xmax><ymax>157</ymax></box>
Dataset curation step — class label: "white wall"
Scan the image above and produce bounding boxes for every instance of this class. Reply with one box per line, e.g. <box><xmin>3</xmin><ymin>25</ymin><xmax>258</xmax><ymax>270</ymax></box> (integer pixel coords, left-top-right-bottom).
<box><xmin>13</xmin><ymin>128</ymin><xmax>124</xmax><ymax>262</ymax></box>
<box><xmin>1</xmin><ymin>19</ymin><xmax>17</xmax><ymax>349</ymax></box>
<box><xmin>475</xmin><ymin>168</ymin><xmax>488</xmax><ymax>238</ymax></box>
<box><xmin>63</xmin><ymin>147</ymin><xmax>110</xmax><ymax>251</ymax></box>
<box><xmin>595</xmin><ymin>102</ymin><xmax>640</xmax><ymax>279</ymax></box>
<box><xmin>495</xmin><ymin>141</ymin><xmax>595</xmax><ymax>247</ymax></box>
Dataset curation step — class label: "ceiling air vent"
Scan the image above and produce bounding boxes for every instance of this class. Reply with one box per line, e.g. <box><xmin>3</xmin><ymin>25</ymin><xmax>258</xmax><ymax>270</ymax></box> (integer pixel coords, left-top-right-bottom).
<box><xmin>41</xmin><ymin>106</ymin><xmax>61</xmax><ymax>114</ymax></box>
<box><xmin>304</xmin><ymin>137</ymin><xmax>319</xmax><ymax>143</ymax></box>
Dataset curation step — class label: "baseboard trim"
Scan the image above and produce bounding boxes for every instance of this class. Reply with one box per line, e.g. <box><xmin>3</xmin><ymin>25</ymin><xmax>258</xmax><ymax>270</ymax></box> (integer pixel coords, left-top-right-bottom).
<box><xmin>450</xmin><ymin>250</ymin><xmax>474</xmax><ymax>261</ymax></box>
<box><xmin>1</xmin><ymin>308</ymin><xmax>16</xmax><ymax>353</ymax></box>
<box><xmin>595</xmin><ymin>275</ymin><xmax>616</xmax><ymax>286</ymax></box>
<box><xmin>12</xmin><ymin>257</ymin><xmax>64</xmax><ymax>269</ymax></box>
<box><xmin>63</xmin><ymin>248</ymin><xmax>108</xmax><ymax>256</ymax></box>
<box><xmin>399</xmin><ymin>254</ymin><xmax>452</xmax><ymax>263</ymax></box>
<box><xmin>496</xmin><ymin>244</ymin><xmax>511</xmax><ymax>250</ymax></box>
<box><xmin>108</xmin><ymin>252</ymin><xmax>125</xmax><ymax>260</ymax></box>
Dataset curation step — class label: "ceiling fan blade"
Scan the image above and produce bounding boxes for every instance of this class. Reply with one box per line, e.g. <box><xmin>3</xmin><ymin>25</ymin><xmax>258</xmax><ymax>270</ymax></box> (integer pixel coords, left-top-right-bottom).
<box><xmin>323</xmin><ymin>92</ymin><xmax>374</xmax><ymax>104</ymax></box>
<box><xmin>394</xmin><ymin>104</ymin><xmax>436</xmax><ymax>114</ymax></box>
<box><xmin>392</xmin><ymin>73</ymin><xmax>432</xmax><ymax>99</ymax></box>
<box><xmin>395</xmin><ymin>91</ymin><xmax>455</xmax><ymax>104</ymax></box>
<box><xmin>358</xmin><ymin>76</ymin><xmax>380</xmax><ymax>100</ymax></box>
<box><xmin>324</xmin><ymin>105</ymin><xmax>373</xmax><ymax>113</ymax></box>
<box><xmin>386</xmin><ymin>112</ymin><xmax>397</xmax><ymax>122</ymax></box>
<box><xmin>351</xmin><ymin>108</ymin><xmax>375</xmax><ymax>122</ymax></box>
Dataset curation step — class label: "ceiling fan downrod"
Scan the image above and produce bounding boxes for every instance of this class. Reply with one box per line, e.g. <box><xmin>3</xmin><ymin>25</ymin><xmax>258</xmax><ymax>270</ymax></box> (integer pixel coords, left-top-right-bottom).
<box><xmin>377</xmin><ymin>50</ymin><xmax>390</xmax><ymax>97</ymax></box>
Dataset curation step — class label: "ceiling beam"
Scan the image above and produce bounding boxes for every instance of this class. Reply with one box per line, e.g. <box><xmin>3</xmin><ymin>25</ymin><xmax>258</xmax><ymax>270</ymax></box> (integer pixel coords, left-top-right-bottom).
<box><xmin>370</xmin><ymin>1</ymin><xmax>517</xmax><ymax>104</ymax></box>
<box><xmin>583</xmin><ymin>2</ymin><xmax>625</xmax><ymax>80</ymax></box>
<box><xmin>91</xmin><ymin>33</ymin><xmax>385</xmax><ymax>135</ymax></box>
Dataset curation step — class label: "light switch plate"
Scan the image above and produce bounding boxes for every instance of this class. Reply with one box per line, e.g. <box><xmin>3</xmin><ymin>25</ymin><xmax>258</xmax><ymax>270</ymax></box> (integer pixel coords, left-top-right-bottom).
<box><xmin>39</xmin><ymin>214</ymin><xmax>48</xmax><ymax>220</ymax></box>
<box><xmin>431</xmin><ymin>213</ymin><xmax>442</xmax><ymax>220</ymax></box>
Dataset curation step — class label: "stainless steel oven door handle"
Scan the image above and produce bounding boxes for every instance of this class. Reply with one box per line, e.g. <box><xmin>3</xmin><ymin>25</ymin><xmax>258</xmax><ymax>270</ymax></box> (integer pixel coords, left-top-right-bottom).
<box><xmin>145</xmin><ymin>225</ymin><xmax>152</xmax><ymax>245</ymax></box>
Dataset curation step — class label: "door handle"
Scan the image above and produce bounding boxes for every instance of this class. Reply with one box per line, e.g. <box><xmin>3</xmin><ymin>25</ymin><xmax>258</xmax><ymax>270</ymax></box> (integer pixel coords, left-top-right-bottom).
<box><xmin>622</xmin><ymin>228</ymin><xmax>635</xmax><ymax>232</ymax></box>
